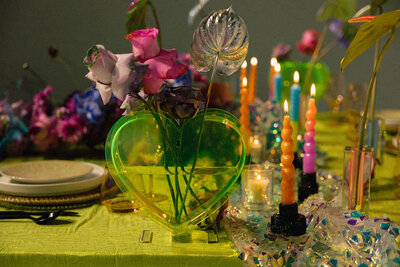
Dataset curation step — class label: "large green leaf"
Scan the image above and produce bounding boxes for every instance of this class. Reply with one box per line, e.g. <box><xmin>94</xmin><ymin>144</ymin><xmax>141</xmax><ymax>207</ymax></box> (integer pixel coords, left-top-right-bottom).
<box><xmin>341</xmin><ymin>10</ymin><xmax>400</xmax><ymax>71</ymax></box>
<box><xmin>126</xmin><ymin>0</ymin><xmax>148</xmax><ymax>34</ymax></box>
<box><xmin>317</xmin><ymin>0</ymin><xmax>357</xmax><ymax>21</ymax></box>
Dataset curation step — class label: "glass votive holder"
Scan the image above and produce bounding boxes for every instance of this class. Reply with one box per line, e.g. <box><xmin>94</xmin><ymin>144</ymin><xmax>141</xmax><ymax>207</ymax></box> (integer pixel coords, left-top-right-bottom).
<box><xmin>249</xmin><ymin>134</ymin><xmax>267</xmax><ymax>164</ymax></box>
<box><xmin>242</xmin><ymin>164</ymin><xmax>274</xmax><ymax>211</ymax></box>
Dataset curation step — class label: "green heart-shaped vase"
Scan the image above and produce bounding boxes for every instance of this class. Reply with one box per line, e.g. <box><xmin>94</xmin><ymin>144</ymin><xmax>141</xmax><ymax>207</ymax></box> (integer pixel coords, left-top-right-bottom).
<box><xmin>279</xmin><ymin>60</ymin><xmax>330</xmax><ymax>104</ymax></box>
<box><xmin>105</xmin><ymin>108</ymin><xmax>247</xmax><ymax>234</ymax></box>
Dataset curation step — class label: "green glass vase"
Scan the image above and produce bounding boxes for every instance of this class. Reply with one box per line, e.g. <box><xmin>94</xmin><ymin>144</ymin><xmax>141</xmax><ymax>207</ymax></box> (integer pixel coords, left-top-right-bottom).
<box><xmin>105</xmin><ymin>108</ymin><xmax>247</xmax><ymax>235</ymax></box>
<box><xmin>279</xmin><ymin>60</ymin><xmax>330</xmax><ymax>103</ymax></box>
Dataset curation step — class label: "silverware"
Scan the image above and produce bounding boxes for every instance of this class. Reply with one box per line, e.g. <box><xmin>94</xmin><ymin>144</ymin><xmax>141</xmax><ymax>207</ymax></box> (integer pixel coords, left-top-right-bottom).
<box><xmin>0</xmin><ymin>210</ymin><xmax>79</xmax><ymax>225</ymax></box>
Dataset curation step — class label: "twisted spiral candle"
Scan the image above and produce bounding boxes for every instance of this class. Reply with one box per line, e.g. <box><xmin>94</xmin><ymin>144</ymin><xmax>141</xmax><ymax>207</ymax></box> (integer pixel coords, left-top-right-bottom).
<box><xmin>303</xmin><ymin>84</ymin><xmax>317</xmax><ymax>174</ymax></box>
<box><xmin>281</xmin><ymin>100</ymin><xmax>295</xmax><ymax>205</ymax></box>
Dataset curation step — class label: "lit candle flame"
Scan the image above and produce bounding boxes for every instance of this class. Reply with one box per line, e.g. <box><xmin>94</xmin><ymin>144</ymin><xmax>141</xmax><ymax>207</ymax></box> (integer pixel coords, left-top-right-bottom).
<box><xmin>256</xmin><ymin>174</ymin><xmax>261</xmax><ymax>180</ymax></box>
<box><xmin>294</xmin><ymin>71</ymin><xmax>300</xmax><ymax>83</ymax></box>
<box><xmin>274</xmin><ymin>62</ymin><xmax>281</xmax><ymax>72</ymax></box>
<box><xmin>242</xmin><ymin>77</ymin><xmax>248</xmax><ymax>87</ymax></box>
<box><xmin>284</xmin><ymin>100</ymin><xmax>288</xmax><ymax>113</ymax></box>
<box><xmin>311</xmin><ymin>83</ymin><xmax>316</xmax><ymax>97</ymax></box>
<box><xmin>250</xmin><ymin>57</ymin><xmax>258</xmax><ymax>66</ymax></box>
<box><xmin>254</xmin><ymin>138</ymin><xmax>259</xmax><ymax>145</ymax></box>
<box><xmin>241</xmin><ymin>60</ymin><xmax>247</xmax><ymax>68</ymax></box>
<box><xmin>270</xmin><ymin>57</ymin><xmax>277</xmax><ymax>67</ymax></box>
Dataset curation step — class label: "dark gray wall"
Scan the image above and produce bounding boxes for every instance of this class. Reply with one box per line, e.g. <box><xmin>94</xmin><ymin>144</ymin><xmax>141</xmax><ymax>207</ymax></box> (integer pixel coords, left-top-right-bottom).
<box><xmin>1</xmin><ymin>0</ymin><xmax>399</xmax><ymax>110</ymax></box>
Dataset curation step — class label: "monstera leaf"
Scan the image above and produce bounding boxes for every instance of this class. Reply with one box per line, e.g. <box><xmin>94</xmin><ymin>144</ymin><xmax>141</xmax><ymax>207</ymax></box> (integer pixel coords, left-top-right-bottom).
<box><xmin>190</xmin><ymin>7</ymin><xmax>249</xmax><ymax>76</ymax></box>
<box><xmin>341</xmin><ymin>10</ymin><xmax>400</xmax><ymax>71</ymax></box>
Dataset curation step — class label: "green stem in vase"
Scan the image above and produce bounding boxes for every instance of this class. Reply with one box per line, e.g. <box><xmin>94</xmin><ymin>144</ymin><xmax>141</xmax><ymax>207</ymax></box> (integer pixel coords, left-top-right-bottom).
<box><xmin>358</xmin><ymin>27</ymin><xmax>395</xmax><ymax>152</ymax></box>
<box><xmin>134</xmin><ymin>92</ymin><xmax>202</xmax><ymax>219</ymax></box>
<box><xmin>177</xmin><ymin>54</ymin><xmax>219</xmax><ymax>222</ymax></box>
<box><xmin>353</xmin><ymin>28</ymin><xmax>395</xmax><ymax>209</ymax></box>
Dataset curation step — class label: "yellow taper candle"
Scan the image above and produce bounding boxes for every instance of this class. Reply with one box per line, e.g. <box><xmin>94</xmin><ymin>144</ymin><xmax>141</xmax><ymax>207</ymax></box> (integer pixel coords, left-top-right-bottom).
<box><xmin>240</xmin><ymin>60</ymin><xmax>247</xmax><ymax>90</ymax></box>
<box><xmin>248</xmin><ymin>57</ymin><xmax>258</xmax><ymax>104</ymax></box>
<box><xmin>240</xmin><ymin>77</ymin><xmax>250</xmax><ymax>134</ymax></box>
<box><xmin>281</xmin><ymin>100</ymin><xmax>296</xmax><ymax>205</ymax></box>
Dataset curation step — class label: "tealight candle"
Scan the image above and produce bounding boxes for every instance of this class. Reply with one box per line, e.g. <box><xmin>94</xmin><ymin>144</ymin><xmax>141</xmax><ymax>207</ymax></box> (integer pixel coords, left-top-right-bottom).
<box><xmin>281</xmin><ymin>100</ymin><xmax>295</xmax><ymax>205</ymax></box>
<box><xmin>240</xmin><ymin>77</ymin><xmax>250</xmax><ymax>134</ymax></box>
<box><xmin>290</xmin><ymin>71</ymin><xmax>300</xmax><ymax>152</ymax></box>
<box><xmin>250</xmin><ymin>134</ymin><xmax>265</xmax><ymax>163</ymax></box>
<box><xmin>269</xmin><ymin>57</ymin><xmax>277</xmax><ymax>101</ymax></box>
<box><xmin>248</xmin><ymin>57</ymin><xmax>258</xmax><ymax>104</ymax></box>
<box><xmin>303</xmin><ymin>84</ymin><xmax>317</xmax><ymax>174</ymax></box>
<box><xmin>242</xmin><ymin>164</ymin><xmax>274</xmax><ymax>210</ymax></box>
<box><xmin>274</xmin><ymin>63</ymin><xmax>282</xmax><ymax>103</ymax></box>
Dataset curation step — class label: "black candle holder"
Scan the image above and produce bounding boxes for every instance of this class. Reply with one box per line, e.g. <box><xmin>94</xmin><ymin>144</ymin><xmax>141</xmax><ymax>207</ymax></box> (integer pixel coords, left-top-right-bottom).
<box><xmin>293</xmin><ymin>152</ymin><xmax>303</xmax><ymax>170</ymax></box>
<box><xmin>270</xmin><ymin>203</ymin><xmax>306</xmax><ymax>236</ymax></box>
<box><xmin>298</xmin><ymin>172</ymin><xmax>319</xmax><ymax>203</ymax></box>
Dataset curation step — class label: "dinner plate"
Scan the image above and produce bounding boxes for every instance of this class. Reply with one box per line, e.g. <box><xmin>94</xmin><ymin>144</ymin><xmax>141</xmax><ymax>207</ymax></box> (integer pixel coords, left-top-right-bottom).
<box><xmin>375</xmin><ymin>109</ymin><xmax>400</xmax><ymax>133</ymax></box>
<box><xmin>1</xmin><ymin>160</ymin><xmax>93</xmax><ymax>184</ymax></box>
<box><xmin>0</xmin><ymin>163</ymin><xmax>105</xmax><ymax>197</ymax></box>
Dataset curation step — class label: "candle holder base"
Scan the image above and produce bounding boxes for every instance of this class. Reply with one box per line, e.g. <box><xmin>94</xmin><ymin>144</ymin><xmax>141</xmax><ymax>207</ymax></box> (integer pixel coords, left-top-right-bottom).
<box><xmin>270</xmin><ymin>203</ymin><xmax>306</xmax><ymax>236</ymax></box>
<box><xmin>293</xmin><ymin>152</ymin><xmax>303</xmax><ymax>170</ymax></box>
<box><xmin>298</xmin><ymin>172</ymin><xmax>319</xmax><ymax>203</ymax></box>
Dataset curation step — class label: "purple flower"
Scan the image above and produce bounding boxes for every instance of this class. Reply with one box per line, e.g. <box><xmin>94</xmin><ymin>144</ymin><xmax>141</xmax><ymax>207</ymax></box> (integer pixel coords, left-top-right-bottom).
<box><xmin>158</xmin><ymin>86</ymin><xmax>205</xmax><ymax>121</ymax></box>
<box><xmin>272</xmin><ymin>43</ymin><xmax>292</xmax><ymax>61</ymax></box>
<box><xmin>32</xmin><ymin>86</ymin><xmax>54</xmax><ymax>119</ymax></box>
<box><xmin>56</xmin><ymin>114</ymin><xmax>87</xmax><ymax>143</ymax></box>
<box><xmin>329</xmin><ymin>19</ymin><xmax>358</xmax><ymax>48</ymax></box>
<box><xmin>29</xmin><ymin>112</ymin><xmax>59</xmax><ymax>151</ymax></box>
<box><xmin>73</xmin><ymin>87</ymin><xmax>104</xmax><ymax>123</ymax></box>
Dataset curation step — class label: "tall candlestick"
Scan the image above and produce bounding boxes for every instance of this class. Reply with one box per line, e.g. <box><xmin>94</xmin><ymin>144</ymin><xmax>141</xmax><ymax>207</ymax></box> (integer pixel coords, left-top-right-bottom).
<box><xmin>240</xmin><ymin>60</ymin><xmax>247</xmax><ymax>90</ymax></box>
<box><xmin>281</xmin><ymin>100</ymin><xmax>295</xmax><ymax>205</ymax></box>
<box><xmin>240</xmin><ymin>77</ymin><xmax>250</xmax><ymax>134</ymax></box>
<box><xmin>303</xmin><ymin>84</ymin><xmax>317</xmax><ymax>174</ymax></box>
<box><xmin>274</xmin><ymin>63</ymin><xmax>282</xmax><ymax>103</ymax></box>
<box><xmin>269</xmin><ymin>57</ymin><xmax>277</xmax><ymax>101</ymax></box>
<box><xmin>248</xmin><ymin>57</ymin><xmax>258</xmax><ymax>104</ymax></box>
<box><xmin>290</xmin><ymin>71</ymin><xmax>300</xmax><ymax>152</ymax></box>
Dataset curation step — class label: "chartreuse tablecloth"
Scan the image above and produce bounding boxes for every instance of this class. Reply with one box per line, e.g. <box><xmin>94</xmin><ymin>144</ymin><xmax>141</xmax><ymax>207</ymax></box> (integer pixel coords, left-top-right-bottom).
<box><xmin>0</xmin><ymin>114</ymin><xmax>399</xmax><ymax>267</ymax></box>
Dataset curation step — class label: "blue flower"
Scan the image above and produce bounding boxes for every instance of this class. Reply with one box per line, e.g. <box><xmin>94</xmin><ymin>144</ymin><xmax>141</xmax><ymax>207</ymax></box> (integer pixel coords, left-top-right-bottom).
<box><xmin>73</xmin><ymin>86</ymin><xmax>104</xmax><ymax>123</ymax></box>
<box><xmin>168</xmin><ymin>69</ymin><xmax>193</xmax><ymax>88</ymax></box>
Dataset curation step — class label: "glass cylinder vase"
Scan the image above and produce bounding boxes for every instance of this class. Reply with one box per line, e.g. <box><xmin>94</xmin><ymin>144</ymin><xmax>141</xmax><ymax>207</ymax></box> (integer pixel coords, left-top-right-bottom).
<box><xmin>342</xmin><ymin>146</ymin><xmax>373</xmax><ymax>215</ymax></box>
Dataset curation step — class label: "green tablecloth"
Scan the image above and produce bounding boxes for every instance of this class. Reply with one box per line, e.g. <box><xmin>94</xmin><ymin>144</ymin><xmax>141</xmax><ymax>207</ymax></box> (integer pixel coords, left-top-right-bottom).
<box><xmin>0</xmin><ymin>115</ymin><xmax>399</xmax><ymax>267</ymax></box>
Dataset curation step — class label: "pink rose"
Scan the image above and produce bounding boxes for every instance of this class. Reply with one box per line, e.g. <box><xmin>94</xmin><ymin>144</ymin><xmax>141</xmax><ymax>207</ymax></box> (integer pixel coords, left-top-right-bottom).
<box><xmin>125</xmin><ymin>28</ymin><xmax>160</xmax><ymax>61</ymax></box>
<box><xmin>297</xmin><ymin>29</ymin><xmax>320</xmax><ymax>56</ymax></box>
<box><xmin>125</xmin><ymin>28</ymin><xmax>188</xmax><ymax>94</ymax></box>
<box><xmin>84</xmin><ymin>45</ymin><xmax>136</xmax><ymax>104</ymax></box>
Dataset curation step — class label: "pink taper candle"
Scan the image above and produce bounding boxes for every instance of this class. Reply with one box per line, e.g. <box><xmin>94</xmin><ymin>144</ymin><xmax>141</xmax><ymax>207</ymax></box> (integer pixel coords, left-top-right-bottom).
<box><xmin>303</xmin><ymin>84</ymin><xmax>317</xmax><ymax>174</ymax></box>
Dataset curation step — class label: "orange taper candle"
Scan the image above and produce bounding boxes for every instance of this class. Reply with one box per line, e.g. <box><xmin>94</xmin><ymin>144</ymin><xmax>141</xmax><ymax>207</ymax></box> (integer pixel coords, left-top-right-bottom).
<box><xmin>240</xmin><ymin>77</ymin><xmax>250</xmax><ymax>134</ymax></box>
<box><xmin>248</xmin><ymin>57</ymin><xmax>258</xmax><ymax>104</ymax></box>
<box><xmin>240</xmin><ymin>60</ymin><xmax>247</xmax><ymax>90</ymax></box>
<box><xmin>281</xmin><ymin>100</ymin><xmax>296</xmax><ymax>205</ymax></box>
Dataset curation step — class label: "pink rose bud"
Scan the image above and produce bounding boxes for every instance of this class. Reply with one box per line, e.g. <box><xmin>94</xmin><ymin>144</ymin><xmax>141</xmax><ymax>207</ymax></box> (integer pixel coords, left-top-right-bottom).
<box><xmin>125</xmin><ymin>28</ymin><xmax>160</xmax><ymax>61</ymax></box>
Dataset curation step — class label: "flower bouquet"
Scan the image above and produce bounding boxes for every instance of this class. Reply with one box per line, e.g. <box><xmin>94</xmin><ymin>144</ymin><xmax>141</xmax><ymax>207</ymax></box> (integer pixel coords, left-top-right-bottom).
<box><xmin>85</xmin><ymin>7</ymin><xmax>250</xmax><ymax>234</ymax></box>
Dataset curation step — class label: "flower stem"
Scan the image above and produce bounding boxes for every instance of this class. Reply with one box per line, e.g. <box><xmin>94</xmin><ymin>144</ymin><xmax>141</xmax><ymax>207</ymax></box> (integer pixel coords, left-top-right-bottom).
<box><xmin>148</xmin><ymin>1</ymin><xmax>162</xmax><ymax>48</ymax></box>
<box><xmin>177</xmin><ymin>54</ymin><xmax>219</xmax><ymax>222</ymax></box>
<box><xmin>358</xmin><ymin>28</ymin><xmax>395</xmax><ymax>152</ymax></box>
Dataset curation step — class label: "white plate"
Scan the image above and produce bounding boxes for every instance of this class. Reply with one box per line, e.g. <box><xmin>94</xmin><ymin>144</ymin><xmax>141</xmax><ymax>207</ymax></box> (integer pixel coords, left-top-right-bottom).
<box><xmin>376</xmin><ymin>109</ymin><xmax>400</xmax><ymax>132</ymax></box>
<box><xmin>1</xmin><ymin>160</ymin><xmax>93</xmax><ymax>184</ymax></box>
<box><xmin>0</xmin><ymin>163</ymin><xmax>105</xmax><ymax>197</ymax></box>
